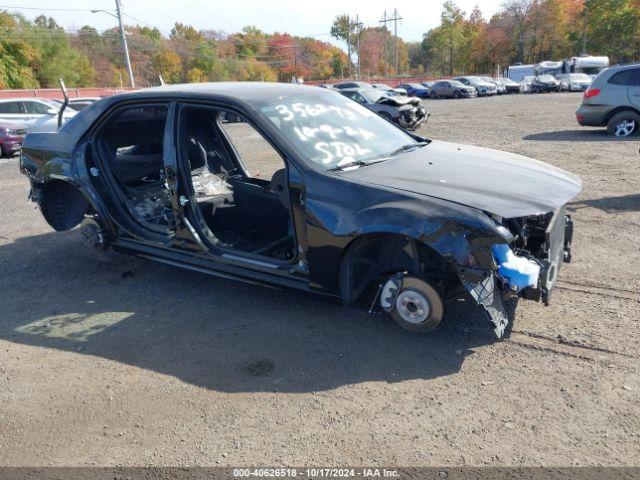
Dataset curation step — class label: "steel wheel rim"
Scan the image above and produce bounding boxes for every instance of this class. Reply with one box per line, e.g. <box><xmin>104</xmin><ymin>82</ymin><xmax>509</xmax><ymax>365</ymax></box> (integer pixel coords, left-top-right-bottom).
<box><xmin>395</xmin><ymin>289</ymin><xmax>431</xmax><ymax>324</ymax></box>
<box><xmin>615</xmin><ymin>120</ymin><xmax>636</xmax><ymax>137</ymax></box>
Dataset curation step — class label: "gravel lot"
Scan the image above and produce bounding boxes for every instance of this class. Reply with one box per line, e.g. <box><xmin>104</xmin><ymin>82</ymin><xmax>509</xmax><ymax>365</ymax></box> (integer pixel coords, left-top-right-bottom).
<box><xmin>0</xmin><ymin>92</ymin><xmax>638</xmax><ymax>467</ymax></box>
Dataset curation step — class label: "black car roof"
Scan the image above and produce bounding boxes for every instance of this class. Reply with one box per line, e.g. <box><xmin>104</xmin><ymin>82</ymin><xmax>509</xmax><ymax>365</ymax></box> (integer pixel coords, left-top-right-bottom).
<box><xmin>130</xmin><ymin>81</ymin><xmax>328</xmax><ymax>100</ymax></box>
<box><xmin>60</xmin><ymin>82</ymin><xmax>336</xmax><ymax>137</ymax></box>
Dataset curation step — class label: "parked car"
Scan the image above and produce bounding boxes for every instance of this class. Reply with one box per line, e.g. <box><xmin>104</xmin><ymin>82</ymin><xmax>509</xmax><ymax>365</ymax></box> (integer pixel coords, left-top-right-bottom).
<box><xmin>68</xmin><ymin>97</ymin><xmax>100</xmax><ymax>111</ymax></box>
<box><xmin>371</xmin><ymin>83</ymin><xmax>407</xmax><ymax>96</ymax></box>
<box><xmin>520</xmin><ymin>75</ymin><xmax>535</xmax><ymax>93</ymax></box>
<box><xmin>0</xmin><ymin>121</ymin><xmax>27</xmax><ymax>157</ymax></box>
<box><xmin>0</xmin><ymin>98</ymin><xmax>76</xmax><ymax>133</ymax></box>
<box><xmin>576</xmin><ymin>62</ymin><xmax>640</xmax><ymax>137</ymax></box>
<box><xmin>479</xmin><ymin>76</ymin><xmax>507</xmax><ymax>94</ymax></box>
<box><xmin>430</xmin><ymin>80</ymin><xmax>477</xmax><ymax>99</ymax></box>
<box><xmin>530</xmin><ymin>75</ymin><xmax>561</xmax><ymax>93</ymax></box>
<box><xmin>20</xmin><ymin>82</ymin><xmax>580</xmax><ymax>337</ymax></box>
<box><xmin>332</xmin><ymin>81</ymin><xmax>371</xmax><ymax>90</ymax></box>
<box><xmin>452</xmin><ymin>76</ymin><xmax>497</xmax><ymax>96</ymax></box>
<box><xmin>500</xmin><ymin>77</ymin><xmax>521</xmax><ymax>94</ymax></box>
<box><xmin>339</xmin><ymin>87</ymin><xmax>427</xmax><ymax>129</ymax></box>
<box><xmin>397</xmin><ymin>83</ymin><xmax>431</xmax><ymax>98</ymax></box>
<box><xmin>557</xmin><ymin>73</ymin><xmax>592</xmax><ymax>92</ymax></box>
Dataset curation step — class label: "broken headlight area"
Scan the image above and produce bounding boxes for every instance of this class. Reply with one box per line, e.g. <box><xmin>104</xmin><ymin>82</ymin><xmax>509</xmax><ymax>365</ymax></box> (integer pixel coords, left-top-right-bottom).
<box><xmin>492</xmin><ymin>208</ymin><xmax>574</xmax><ymax>304</ymax></box>
<box><xmin>398</xmin><ymin>105</ymin><xmax>428</xmax><ymax>130</ymax></box>
<box><xmin>462</xmin><ymin>208</ymin><xmax>574</xmax><ymax>338</ymax></box>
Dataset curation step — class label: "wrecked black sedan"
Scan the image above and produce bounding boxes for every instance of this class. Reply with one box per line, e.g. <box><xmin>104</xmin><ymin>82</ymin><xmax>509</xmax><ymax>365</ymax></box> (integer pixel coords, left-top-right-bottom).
<box><xmin>19</xmin><ymin>83</ymin><xmax>580</xmax><ymax>337</ymax></box>
<box><xmin>338</xmin><ymin>87</ymin><xmax>428</xmax><ymax>130</ymax></box>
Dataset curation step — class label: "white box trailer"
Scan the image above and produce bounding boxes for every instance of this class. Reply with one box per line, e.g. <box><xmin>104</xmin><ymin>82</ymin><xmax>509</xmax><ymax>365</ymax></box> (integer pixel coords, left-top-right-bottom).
<box><xmin>505</xmin><ymin>64</ymin><xmax>534</xmax><ymax>82</ymax></box>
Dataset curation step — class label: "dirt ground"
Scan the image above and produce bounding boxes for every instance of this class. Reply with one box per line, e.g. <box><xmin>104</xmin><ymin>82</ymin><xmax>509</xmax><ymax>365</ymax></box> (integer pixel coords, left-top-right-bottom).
<box><xmin>0</xmin><ymin>92</ymin><xmax>638</xmax><ymax>467</ymax></box>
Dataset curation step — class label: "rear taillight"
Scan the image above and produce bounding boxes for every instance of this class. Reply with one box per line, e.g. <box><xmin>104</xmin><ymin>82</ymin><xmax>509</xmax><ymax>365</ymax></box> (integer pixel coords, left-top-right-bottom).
<box><xmin>584</xmin><ymin>88</ymin><xmax>600</xmax><ymax>99</ymax></box>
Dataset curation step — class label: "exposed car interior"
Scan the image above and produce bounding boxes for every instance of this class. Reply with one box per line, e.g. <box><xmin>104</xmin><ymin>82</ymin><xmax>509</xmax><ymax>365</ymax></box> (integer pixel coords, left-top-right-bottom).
<box><xmin>178</xmin><ymin>106</ymin><xmax>295</xmax><ymax>261</ymax></box>
<box><xmin>93</xmin><ymin>103</ymin><xmax>295</xmax><ymax>260</ymax></box>
<box><xmin>93</xmin><ymin>104</ymin><xmax>173</xmax><ymax>232</ymax></box>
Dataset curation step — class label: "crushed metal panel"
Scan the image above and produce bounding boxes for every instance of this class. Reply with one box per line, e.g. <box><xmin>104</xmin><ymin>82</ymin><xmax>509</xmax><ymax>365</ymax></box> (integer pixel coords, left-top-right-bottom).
<box><xmin>463</xmin><ymin>273</ymin><xmax>509</xmax><ymax>338</ymax></box>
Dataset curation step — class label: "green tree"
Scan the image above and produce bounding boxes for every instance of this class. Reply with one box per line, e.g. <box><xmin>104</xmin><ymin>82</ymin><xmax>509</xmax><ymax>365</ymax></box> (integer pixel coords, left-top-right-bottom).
<box><xmin>0</xmin><ymin>12</ymin><xmax>39</xmax><ymax>88</ymax></box>
<box><xmin>440</xmin><ymin>1</ymin><xmax>466</xmax><ymax>75</ymax></box>
<box><xmin>152</xmin><ymin>49</ymin><xmax>183</xmax><ymax>83</ymax></box>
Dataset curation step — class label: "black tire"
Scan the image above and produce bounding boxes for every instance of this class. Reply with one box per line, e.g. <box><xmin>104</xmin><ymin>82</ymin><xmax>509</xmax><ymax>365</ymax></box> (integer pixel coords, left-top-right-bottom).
<box><xmin>0</xmin><ymin>144</ymin><xmax>4</xmax><ymax>158</ymax></box>
<box><xmin>430</xmin><ymin>91</ymin><xmax>437</xmax><ymax>100</ymax></box>
<box><xmin>40</xmin><ymin>181</ymin><xmax>90</xmax><ymax>231</ymax></box>
<box><xmin>453</xmin><ymin>90</ymin><xmax>460</xmax><ymax>99</ymax></box>
<box><xmin>385</xmin><ymin>276</ymin><xmax>445</xmax><ymax>334</ymax></box>
<box><xmin>606</xmin><ymin>111</ymin><xmax>640</xmax><ymax>137</ymax></box>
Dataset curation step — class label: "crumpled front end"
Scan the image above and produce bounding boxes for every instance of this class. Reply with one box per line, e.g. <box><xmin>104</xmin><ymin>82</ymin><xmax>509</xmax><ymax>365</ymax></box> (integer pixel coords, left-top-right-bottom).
<box><xmin>460</xmin><ymin>207</ymin><xmax>574</xmax><ymax>337</ymax></box>
<box><xmin>397</xmin><ymin>104</ymin><xmax>429</xmax><ymax>130</ymax></box>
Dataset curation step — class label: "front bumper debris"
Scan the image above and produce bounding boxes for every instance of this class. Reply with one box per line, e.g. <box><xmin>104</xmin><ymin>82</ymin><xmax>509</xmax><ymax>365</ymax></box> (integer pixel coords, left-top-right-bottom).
<box><xmin>399</xmin><ymin>107</ymin><xmax>428</xmax><ymax>130</ymax></box>
<box><xmin>463</xmin><ymin>210</ymin><xmax>575</xmax><ymax>338</ymax></box>
<box><xmin>463</xmin><ymin>273</ymin><xmax>509</xmax><ymax>338</ymax></box>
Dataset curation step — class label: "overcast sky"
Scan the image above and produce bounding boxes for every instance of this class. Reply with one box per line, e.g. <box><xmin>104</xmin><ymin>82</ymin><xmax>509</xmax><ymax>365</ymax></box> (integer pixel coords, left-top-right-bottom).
<box><xmin>7</xmin><ymin>0</ymin><xmax>504</xmax><ymax>44</ymax></box>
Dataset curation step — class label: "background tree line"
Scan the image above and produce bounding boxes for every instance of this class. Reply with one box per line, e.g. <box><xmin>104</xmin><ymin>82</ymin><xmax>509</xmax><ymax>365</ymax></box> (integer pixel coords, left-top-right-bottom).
<box><xmin>411</xmin><ymin>0</ymin><xmax>640</xmax><ymax>76</ymax></box>
<box><xmin>0</xmin><ymin>0</ymin><xmax>638</xmax><ymax>89</ymax></box>
<box><xmin>332</xmin><ymin>0</ymin><xmax>639</xmax><ymax>77</ymax></box>
<box><xmin>0</xmin><ymin>12</ymin><xmax>348</xmax><ymax>89</ymax></box>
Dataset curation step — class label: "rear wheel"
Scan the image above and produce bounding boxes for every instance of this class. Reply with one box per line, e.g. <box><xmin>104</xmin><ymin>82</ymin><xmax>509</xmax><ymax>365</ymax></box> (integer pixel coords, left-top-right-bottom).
<box><xmin>607</xmin><ymin>111</ymin><xmax>640</xmax><ymax>137</ymax></box>
<box><xmin>0</xmin><ymin>144</ymin><xmax>4</xmax><ymax>158</ymax></box>
<box><xmin>381</xmin><ymin>275</ymin><xmax>445</xmax><ymax>334</ymax></box>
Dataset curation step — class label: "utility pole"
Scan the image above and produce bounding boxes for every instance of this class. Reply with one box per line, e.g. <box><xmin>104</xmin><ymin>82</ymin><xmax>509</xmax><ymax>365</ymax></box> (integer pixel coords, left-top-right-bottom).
<box><xmin>379</xmin><ymin>11</ymin><xmax>388</xmax><ymax>77</ymax></box>
<box><xmin>346</xmin><ymin>15</ymin><xmax>363</xmax><ymax>80</ymax></box>
<box><xmin>390</xmin><ymin>9</ymin><xmax>402</xmax><ymax>77</ymax></box>
<box><xmin>355</xmin><ymin>14</ymin><xmax>361</xmax><ymax>81</ymax></box>
<box><xmin>581</xmin><ymin>1</ymin><xmax>589</xmax><ymax>56</ymax></box>
<box><xmin>293</xmin><ymin>41</ymin><xmax>298</xmax><ymax>82</ymax></box>
<box><xmin>346</xmin><ymin>15</ymin><xmax>351</xmax><ymax>79</ymax></box>
<box><xmin>115</xmin><ymin>0</ymin><xmax>135</xmax><ymax>87</ymax></box>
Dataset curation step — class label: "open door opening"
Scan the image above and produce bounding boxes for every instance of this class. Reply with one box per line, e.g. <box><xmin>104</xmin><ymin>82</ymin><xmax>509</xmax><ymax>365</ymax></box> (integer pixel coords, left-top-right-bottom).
<box><xmin>90</xmin><ymin>103</ymin><xmax>173</xmax><ymax>236</ymax></box>
<box><xmin>177</xmin><ymin>104</ymin><xmax>296</xmax><ymax>262</ymax></box>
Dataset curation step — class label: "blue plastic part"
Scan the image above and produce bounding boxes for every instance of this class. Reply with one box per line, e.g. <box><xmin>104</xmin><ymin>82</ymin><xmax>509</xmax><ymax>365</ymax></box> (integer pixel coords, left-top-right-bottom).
<box><xmin>491</xmin><ymin>244</ymin><xmax>541</xmax><ymax>291</ymax></box>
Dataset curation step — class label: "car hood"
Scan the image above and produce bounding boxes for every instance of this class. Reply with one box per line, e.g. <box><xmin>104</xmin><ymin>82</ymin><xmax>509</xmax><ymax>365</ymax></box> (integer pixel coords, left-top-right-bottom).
<box><xmin>340</xmin><ymin>140</ymin><xmax>582</xmax><ymax>218</ymax></box>
<box><xmin>376</xmin><ymin>95</ymin><xmax>421</xmax><ymax>107</ymax></box>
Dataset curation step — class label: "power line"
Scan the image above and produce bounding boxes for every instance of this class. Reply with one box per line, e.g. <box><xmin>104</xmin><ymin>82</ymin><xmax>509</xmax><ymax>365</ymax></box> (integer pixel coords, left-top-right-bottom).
<box><xmin>0</xmin><ymin>5</ymin><xmax>96</xmax><ymax>12</ymax></box>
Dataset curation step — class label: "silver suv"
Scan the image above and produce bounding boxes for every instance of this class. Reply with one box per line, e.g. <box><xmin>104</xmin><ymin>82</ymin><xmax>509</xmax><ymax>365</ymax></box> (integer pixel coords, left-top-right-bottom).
<box><xmin>576</xmin><ymin>63</ymin><xmax>640</xmax><ymax>137</ymax></box>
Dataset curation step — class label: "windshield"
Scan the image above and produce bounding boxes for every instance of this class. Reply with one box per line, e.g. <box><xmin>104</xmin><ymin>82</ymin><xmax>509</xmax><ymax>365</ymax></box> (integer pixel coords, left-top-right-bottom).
<box><xmin>360</xmin><ymin>89</ymin><xmax>385</xmax><ymax>103</ymax></box>
<box><xmin>449</xmin><ymin>80</ymin><xmax>466</xmax><ymax>88</ymax></box>
<box><xmin>408</xmin><ymin>83</ymin><xmax>423</xmax><ymax>88</ymax></box>
<box><xmin>538</xmin><ymin>75</ymin><xmax>555</xmax><ymax>81</ymax></box>
<box><xmin>569</xmin><ymin>74</ymin><xmax>590</xmax><ymax>81</ymax></box>
<box><xmin>258</xmin><ymin>92</ymin><xmax>417</xmax><ymax>170</ymax></box>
